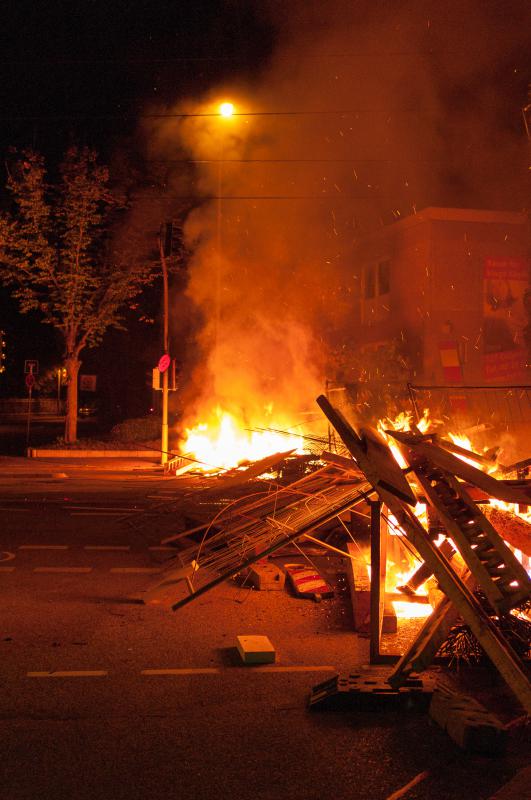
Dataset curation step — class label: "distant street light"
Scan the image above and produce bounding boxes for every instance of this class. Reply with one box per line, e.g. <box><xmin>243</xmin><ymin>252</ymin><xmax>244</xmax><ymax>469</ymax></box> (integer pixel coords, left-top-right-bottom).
<box><xmin>219</xmin><ymin>102</ymin><xmax>234</xmax><ymax>118</ymax></box>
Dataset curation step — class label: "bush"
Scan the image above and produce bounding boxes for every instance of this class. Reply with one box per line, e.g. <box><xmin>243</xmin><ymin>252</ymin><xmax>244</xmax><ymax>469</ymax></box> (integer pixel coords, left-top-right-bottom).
<box><xmin>110</xmin><ymin>415</ymin><xmax>161</xmax><ymax>443</ymax></box>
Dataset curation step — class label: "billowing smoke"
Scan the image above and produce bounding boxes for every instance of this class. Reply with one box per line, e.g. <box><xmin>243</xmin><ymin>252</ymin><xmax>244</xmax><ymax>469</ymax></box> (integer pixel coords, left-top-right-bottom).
<box><xmin>142</xmin><ymin>0</ymin><xmax>529</xmax><ymax>433</ymax></box>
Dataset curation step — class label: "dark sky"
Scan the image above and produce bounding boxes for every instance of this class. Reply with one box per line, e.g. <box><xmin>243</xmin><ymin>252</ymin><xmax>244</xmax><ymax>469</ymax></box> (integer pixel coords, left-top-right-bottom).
<box><xmin>1</xmin><ymin>0</ymin><xmax>274</xmax><ymax>157</ymax></box>
<box><xmin>1</xmin><ymin>1</ymin><xmax>528</xmax><ymax>195</ymax></box>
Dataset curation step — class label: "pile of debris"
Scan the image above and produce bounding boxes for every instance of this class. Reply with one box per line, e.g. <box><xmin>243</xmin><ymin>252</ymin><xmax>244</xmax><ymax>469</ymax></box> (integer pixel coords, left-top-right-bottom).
<box><xmin>138</xmin><ymin>394</ymin><xmax>531</xmax><ymax>752</ymax></box>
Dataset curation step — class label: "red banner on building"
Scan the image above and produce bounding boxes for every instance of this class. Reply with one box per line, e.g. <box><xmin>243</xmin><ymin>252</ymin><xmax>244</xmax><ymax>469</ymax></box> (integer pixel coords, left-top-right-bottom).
<box><xmin>439</xmin><ymin>340</ymin><xmax>462</xmax><ymax>383</ymax></box>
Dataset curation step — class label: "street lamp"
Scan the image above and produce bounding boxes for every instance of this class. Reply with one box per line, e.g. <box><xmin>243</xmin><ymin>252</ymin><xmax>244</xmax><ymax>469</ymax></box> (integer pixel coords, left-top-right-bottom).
<box><xmin>219</xmin><ymin>102</ymin><xmax>234</xmax><ymax>118</ymax></box>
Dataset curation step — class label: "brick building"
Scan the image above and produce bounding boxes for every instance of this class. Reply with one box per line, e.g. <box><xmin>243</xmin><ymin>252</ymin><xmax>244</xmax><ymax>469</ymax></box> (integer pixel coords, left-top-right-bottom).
<box><xmin>347</xmin><ymin>207</ymin><xmax>530</xmax><ymax>430</ymax></box>
<box><xmin>353</xmin><ymin>207</ymin><xmax>529</xmax><ymax>385</ymax></box>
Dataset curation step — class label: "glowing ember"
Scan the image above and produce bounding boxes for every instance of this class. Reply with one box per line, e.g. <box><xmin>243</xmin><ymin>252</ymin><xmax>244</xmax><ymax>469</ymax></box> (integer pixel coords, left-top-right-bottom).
<box><xmin>378</xmin><ymin>408</ymin><xmax>432</xmax><ymax>468</ymax></box>
<box><xmin>180</xmin><ymin>407</ymin><xmax>305</xmax><ymax>471</ymax></box>
<box><xmin>392</xmin><ymin>600</ymin><xmax>433</xmax><ymax>619</ymax></box>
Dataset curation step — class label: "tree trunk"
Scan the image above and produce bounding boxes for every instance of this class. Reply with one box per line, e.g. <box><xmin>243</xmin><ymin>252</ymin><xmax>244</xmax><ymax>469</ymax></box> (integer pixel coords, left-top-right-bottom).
<box><xmin>64</xmin><ymin>357</ymin><xmax>81</xmax><ymax>443</ymax></box>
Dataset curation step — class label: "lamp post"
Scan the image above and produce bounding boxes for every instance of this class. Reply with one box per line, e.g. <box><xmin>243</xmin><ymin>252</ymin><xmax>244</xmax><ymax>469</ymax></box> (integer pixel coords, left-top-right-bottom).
<box><xmin>159</xmin><ymin>235</ymin><xmax>170</xmax><ymax>465</ymax></box>
<box><xmin>215</xmin><ymin>102</ymin><xmax>234</xmax><ymax>352</ymax></box>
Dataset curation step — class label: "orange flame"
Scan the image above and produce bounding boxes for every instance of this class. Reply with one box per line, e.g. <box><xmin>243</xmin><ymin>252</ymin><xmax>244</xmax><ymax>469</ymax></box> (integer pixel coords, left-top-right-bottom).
<box><xmin>180</xmin><ymin>406</ymin><xmax>304</xmax><ymax>471</ymax></box>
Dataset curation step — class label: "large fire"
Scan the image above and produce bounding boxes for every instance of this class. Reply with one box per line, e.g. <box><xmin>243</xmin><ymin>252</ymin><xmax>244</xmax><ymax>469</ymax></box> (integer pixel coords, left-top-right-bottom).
<box><xmin>378</xmin><ymin>409</ymin><xmax>531</xmax><ymax>617</ymax></box>
<box><xmin>180</xmin><ymin>405</ymin><xmax>305</xmax><ymax>471</ymax></box>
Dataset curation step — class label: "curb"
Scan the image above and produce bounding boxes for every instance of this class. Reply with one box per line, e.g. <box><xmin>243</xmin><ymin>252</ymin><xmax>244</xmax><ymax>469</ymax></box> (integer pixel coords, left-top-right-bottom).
<box><xmin>27</xmin><ymin>449</ymin><xmax>162</xmax><ymax>459</ymax></box>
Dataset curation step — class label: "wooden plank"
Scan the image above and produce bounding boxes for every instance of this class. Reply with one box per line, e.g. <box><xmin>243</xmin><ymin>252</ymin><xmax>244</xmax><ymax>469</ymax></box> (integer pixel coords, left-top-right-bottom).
<box><xmin>390</xmin><ymin>433</ymin><xmax>531</xmax><ymax>505</ymax></box>
<box><xmin>412</xmin><ymin>466</ymin><xmax>530</xmax><ymax>613</ymax></box>
<box><xmin>320</xmin><ymin>450</ymin><xmax>363</xmax><ymax>474</ymax></box>
<box><xmin>345</xmin><ymin>543</ymin><xmax>371</xmax><ymax>633</ymax></box>
<box><xmin>370</xmin><ymin>500</ymin><xmax>385</xmax><ymax>663</ymax></box>
<box><xmin>320</xmin><ymin>401</ymin><xmax>531</xmax><ymax>713</ymax></box>
<box><xmin>483</xmin><ymin>506</ymin><xmax>531</xmax><ymax>558</ymax></box>
<box><xmin>316</xmin><ymin>396</ymin><xmax>416</xmax><ymax>505</ymax></box>
<box><xmin>213</xmin><ymin>449</ymin><xmax>295</xmax><ymax>489</ymax></box>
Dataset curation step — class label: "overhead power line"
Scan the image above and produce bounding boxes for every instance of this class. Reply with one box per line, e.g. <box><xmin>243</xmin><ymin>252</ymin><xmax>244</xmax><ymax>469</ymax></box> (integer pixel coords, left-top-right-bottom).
<box><xmin>146</xmin><ymin>158</ymin><xmax>442</xmax><ymax>164</ymax></box>
<box><xmin>0</xmin><ymin>51</ymin><xmax>462</xmax><ymax>65</ymax></box>
<box><xmin>0</xmin><ymin>108</ymin><xmax>437</xmax><ymax>122</ymax></box>
<box><xmin>130</xmin><ymin>194</ymin><xmax>392</xmax><ymax>201</ymax></box>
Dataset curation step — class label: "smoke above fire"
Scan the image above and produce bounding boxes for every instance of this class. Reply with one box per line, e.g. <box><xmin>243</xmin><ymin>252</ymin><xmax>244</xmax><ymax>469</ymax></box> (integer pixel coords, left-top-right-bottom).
<box><xmin>141</xmin><ymin>0</ymin><xmax>529</xmax><ymax>445</ymax></box>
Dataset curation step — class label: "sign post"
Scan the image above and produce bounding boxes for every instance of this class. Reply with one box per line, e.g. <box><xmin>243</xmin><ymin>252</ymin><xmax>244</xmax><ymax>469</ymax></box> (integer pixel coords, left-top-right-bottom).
<box><xmin>25</xmin><ymin>369</ymin><xmax>36</xmax><ymax>447</ymax></box>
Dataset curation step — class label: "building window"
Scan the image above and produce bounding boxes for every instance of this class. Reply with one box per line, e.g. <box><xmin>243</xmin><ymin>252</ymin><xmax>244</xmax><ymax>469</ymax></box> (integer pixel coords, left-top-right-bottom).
<box><xmin>365</xmin><ymin>265</ymin><xmax>376</xmax><ymax>299</ymax></box>
<box><xmin>361</xmin><ymin>260</ymin><xmax>391</xmax><ymax>324</ymax></box>
<box><xmin>378</xmin><ymin>260</ymin><xmax>390</xmax><ymax>295</ymax></box>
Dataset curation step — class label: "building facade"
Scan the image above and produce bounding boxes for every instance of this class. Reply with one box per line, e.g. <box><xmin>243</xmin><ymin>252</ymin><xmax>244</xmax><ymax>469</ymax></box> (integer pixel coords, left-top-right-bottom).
<box><xmin>353</xmin><ymin>207</ymin><xmax>530</xmax><ymax>388</ymax></box>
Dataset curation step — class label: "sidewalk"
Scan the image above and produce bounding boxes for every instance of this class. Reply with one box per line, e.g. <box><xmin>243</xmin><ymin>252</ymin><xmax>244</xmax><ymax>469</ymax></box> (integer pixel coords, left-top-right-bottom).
<box><xmin>0</xmin><ymin>454</ymin><xmax>164</xmax><ymax>477</ymax></box>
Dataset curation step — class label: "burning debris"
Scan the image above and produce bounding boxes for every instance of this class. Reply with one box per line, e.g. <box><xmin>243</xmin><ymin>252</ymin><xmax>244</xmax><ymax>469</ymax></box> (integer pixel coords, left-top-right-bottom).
<box><xmin>139</xmin><ymin>391</ymin><xmax>531</xmax><ymax>747</ymax></box>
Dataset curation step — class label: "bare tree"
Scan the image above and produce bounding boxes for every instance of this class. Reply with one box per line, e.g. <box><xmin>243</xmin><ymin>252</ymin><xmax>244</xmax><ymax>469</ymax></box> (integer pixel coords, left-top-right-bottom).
<box><xmin>0</xmin><ymin>146</ymin><xmax>153</xmax><ymax>442</ymax></box>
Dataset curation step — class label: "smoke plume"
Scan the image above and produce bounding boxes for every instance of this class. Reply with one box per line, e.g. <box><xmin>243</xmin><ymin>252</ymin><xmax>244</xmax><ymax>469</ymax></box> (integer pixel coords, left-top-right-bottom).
<box><xmin>142</xmin><ymin>0</ymin><xmax>530</xmax><ymax>433</ymax></box>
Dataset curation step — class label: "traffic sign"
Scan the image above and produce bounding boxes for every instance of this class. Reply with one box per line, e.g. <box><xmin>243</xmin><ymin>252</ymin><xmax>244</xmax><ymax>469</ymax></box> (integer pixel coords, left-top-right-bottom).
<box><xmin>158</xmin><ymin>354</ymin><xmax>171</xmax><ymax>373</ymax></box>
<box><xmin>24</xmin><ymin>359</ymin><xmax>39</xmax><ymax>374</ymax></box>
<box><xmin>25</xmin><ymin>373</ymin><xmax>35</xmax><ymax>389</ymax></box>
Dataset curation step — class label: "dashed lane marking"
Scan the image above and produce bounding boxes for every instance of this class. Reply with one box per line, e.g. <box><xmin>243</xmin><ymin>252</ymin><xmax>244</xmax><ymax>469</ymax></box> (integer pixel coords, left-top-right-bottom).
<box><xmin>0</xmin><ymin>566</ymin><xmax>16</xmax><ymax>573</ymax></box>
<box><xmin>110</xmin><ymin>567</ymin><xmax>161</xmax><ymax>574</ymax></box>
<box><xmin>27</xmin><ymin>670</ymin><xmax>108</xmax><ymax>678</ymax></box>
<box><xmin>33</xmin><ymin>566</ymin><xmax>93</xmax><ymax>573</ymax></box>
<box><xmin>84</xmin><ymin>545</ymin><xmax>131</xmax><ymax>551</ymax></box>
<box><xmin>19</xmin><ymin>545</ymin><xmax>69</xmax><ymax>550</ymax></box>
<box><xmin>141</xmin><ymin>668</ymin><xmax>220</xmax><ymax>676</ymax></box>
<box><xmin>148</xmin><ymin>546</ymin><xmax>177</xmax><ymax>552</ymax></box>
<box><xmin>23</xmin><ymin>666</ymin><xmax>337</xmax><ymax>679</ymax></box>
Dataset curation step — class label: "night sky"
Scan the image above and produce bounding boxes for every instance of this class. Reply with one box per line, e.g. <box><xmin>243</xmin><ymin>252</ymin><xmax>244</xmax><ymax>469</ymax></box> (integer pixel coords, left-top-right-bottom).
<box><xmin>1</xmin><ymin>1</ymin><xmax>529</xmax><ymax>415</ymax></box>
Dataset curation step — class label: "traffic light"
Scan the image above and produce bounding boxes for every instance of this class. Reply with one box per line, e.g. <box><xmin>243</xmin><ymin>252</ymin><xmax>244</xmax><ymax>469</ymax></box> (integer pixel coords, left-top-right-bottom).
<box><xmin>0</xmin><ymin>330</ymin><xmax>6</xmax><ymax>374</ymax></box>
<box><xmin>160</xmin><ymin>221</ymin><xmax>183</xmax><ymax>258</ymax></box>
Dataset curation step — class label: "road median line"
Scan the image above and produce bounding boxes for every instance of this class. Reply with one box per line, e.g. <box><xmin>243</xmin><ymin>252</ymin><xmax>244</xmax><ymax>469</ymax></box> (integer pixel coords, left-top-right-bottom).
<box><xmin>19</xmin><ymin>544</ymin><xmax>69</xmax><ymax>550</ymax></box>
<box><xmin>33</xmin><ymin>566</ymin><xmax>93</xmax><ymax>573</ymax></box>
<box><xmin>110</xmin><ymin>567</ymin><xmax>161</xmax><ymax>574</ymax></box>
<box><xmin>27</xmin><ymin>670</ymin><xmax>108</xmax><ymax>677</ymax></box>
<box><xmin>141</xmin><ymin>668</ymin><xmax>220</xmax><ymax>676</ymax></box>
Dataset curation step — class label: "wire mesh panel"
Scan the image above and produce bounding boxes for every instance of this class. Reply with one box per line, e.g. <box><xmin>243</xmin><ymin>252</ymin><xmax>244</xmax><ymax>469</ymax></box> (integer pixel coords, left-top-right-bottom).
<box><xmin>148</xmin><ymin>463</ymin><xmax>371</xmax><ymax>610</ymax></box>
<box><xmin>409</xmin><ymin>384</ymin><xmax>531</xmax><ymax>431</ymax></box>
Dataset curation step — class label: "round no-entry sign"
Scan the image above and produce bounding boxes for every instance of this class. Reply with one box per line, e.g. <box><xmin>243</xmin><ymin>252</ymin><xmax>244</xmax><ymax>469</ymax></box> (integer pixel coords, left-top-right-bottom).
<box><xmin>25</xmin><ymin>373</ymin><xmax>36</xmax><ymax>389</ymax></box>
<box><xmin>158</xmin><ymin>354</ymin><xmax>171</xmax><ymax>373</ymax></box>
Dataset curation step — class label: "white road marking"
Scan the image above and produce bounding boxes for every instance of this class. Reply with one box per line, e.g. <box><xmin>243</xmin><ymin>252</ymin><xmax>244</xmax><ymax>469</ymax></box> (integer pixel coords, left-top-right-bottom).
<box><xmin>27</xmin><ymin>670</ymin><xmax>108</xmax><ymax>678</ymax></box>
<box><xmin>19</xmin><ymin>545</ymin><xmax>69</xmax><ymax>550</ymax></box>
<box><xmin>0</xmin><ymin>566</ymin><xmax>16</xmax><ymax>573</ymax></box>
<box><xmin>22</xmin><ymin>665</ymin><xmax>336</xmax><ymax>679</ymax></box>
<box><xmin>141</xmin><ymin>668</ymin><xmax>220</xmax><ymax>676</ymax></box>
<box><xmin>110</xmin><ymin>567</ymin><xmax>161</xmax><ymax>574</ymax></box>
<box><xmin>148</xmin><ymin>546</ymin><xmax>177</xmax><ymax>552</ymax></box>
<box><xmin>84</xmin><ymin>545</ymin><xmax>131</xmax><ymax>551</ymax></box>
<box><xmin>33</xmin><ymin>566</ymin><xmax>93</xmax><ymax>573</ymax></box>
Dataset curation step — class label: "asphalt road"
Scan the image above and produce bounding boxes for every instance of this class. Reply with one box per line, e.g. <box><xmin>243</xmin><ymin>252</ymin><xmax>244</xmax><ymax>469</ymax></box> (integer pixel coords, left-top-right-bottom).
<box><xmin>0</xmin><ymin>460</ymin><xmax>528</xmax><ymax>800</ymax></box>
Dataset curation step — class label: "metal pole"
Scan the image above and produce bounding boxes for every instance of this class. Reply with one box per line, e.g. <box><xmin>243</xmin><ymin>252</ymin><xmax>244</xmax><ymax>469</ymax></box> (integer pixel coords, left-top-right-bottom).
<box><xmin>57</xmin><ymin>369</ymin><xmax>61</xmax><ymax>415</ymax></box>
<box><xmin>369</xmin><ymin>500</ymin><xmax>383</xmax><ymax>664</ymax></box>
<box><xmin>26</xmin><ymin>384</ymin><xmax>32</xmax><ymax>448</ymax></box>
<box><xmin>159</xmin><ymin>239</ymin><xmax>170</xmax><ymax>466</ymax></box>
<box><xmin>216</xmin><ymin>158</ymin><xmax>222</xmax><ymax>353</ymax></box>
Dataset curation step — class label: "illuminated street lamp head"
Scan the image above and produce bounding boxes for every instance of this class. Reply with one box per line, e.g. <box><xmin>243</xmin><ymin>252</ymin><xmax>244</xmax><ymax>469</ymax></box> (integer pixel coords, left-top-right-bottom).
<box><xmin>219</xmin><ymin>102</ymin><xmax>234</xmax><ymax>118</ymax></box>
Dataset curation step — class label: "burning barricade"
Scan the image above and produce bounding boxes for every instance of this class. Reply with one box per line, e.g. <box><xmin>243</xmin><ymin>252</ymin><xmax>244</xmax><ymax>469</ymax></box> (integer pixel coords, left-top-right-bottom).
<box><xmin>139</xmin><ymin>392</ymin><xmax>531</xmax><ymax>739</ymax></box>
